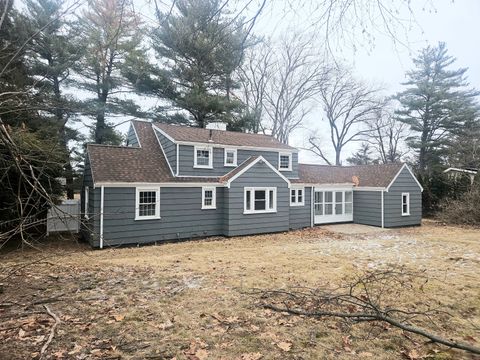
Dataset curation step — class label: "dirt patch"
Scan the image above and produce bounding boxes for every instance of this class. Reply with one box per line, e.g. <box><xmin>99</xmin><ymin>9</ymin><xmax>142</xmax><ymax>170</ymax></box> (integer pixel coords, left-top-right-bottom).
<box><xmin>0</xmin><ymin>222</ymin><xmax>479</xmax><ymax>359</ymax></box>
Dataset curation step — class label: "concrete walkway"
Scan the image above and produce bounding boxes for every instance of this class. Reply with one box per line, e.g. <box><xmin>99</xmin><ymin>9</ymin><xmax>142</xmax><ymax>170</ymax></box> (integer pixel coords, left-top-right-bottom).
<box><xmin>322</xmin><ymin>223</ymin><xmax>390</xmax><ymax>235</ymax></box>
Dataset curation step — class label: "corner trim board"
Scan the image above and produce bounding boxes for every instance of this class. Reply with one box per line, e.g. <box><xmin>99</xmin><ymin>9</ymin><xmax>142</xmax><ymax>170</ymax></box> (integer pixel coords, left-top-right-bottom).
<box><xmin>100</xmin><ymin>186</ymin><xmax>104</xmax><ymax>249</ymax></box>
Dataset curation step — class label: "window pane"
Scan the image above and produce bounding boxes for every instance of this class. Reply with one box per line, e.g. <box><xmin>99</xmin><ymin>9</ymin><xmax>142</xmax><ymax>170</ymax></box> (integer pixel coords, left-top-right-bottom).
<box><xmin>197</xmin><ymin>149</ymin><xmax>210</xmax><ymax>166</ymax></box>
<box><xmin>226</xmin><ymin>151</ymin><xmax>235</xmax><ymax>164</ymax></box>
<box><xmin>345</xmin><ymin>191</ymin><xmax>353</xmax><ymax>202</ymax></box>
<box><xmin>254</xmin><ymin>190</ymin><xmax>266</xmax><ymax>210</ymax></box>
<box><xmin>291</xmin><ymin>189</ymin><xmax>296</xmax><ymax>203</ymax></box>
<box><xmin>139</xmin><ymin>191</ymin><xmax>157</xmax><ymax>217</ymax></box>
<box><xmin>325</xmin><ymin>191</ymin><xmax>333</xmax><ymax>203</ymax></box>
<box><xmin>246</xmin><ymin>190</ymin><xmax>251</xmax><ymax>210</ymax></box>
<box><xmin>403</xmin><ymin>204</ymin><xmax>408</xmax><ymax>213</ymax></box>
<box><xmin>335</xmin><ymin>203</ymin><xmax>343</xmax><ymax>214</ymax></box>
<box><xmin>315</xmin><ymin>191</ymin><xmax>323</xmax><ymax>204</ymax></box>
<box><xmin>298</xmin><ymin>190</ymin><xmax>303</xmax><ymax>203</ymax></box>
<box><xmin>325</xmin><ymin>204</ymin><xmax>333</xmax><ymax>215</ymax></box>
<box><xmin>269</xmin><ymin>190</ymin><xmax>274</xmax><ymax>209</ymax></box>
<box><xmin>345</xmin><ymin>203</ymin><xmax>352</xmax><ymax>214</ymax></box>
<box><xmin>335</xmin><ymin>192</ymin><xmax>342</xmax><ymax>202</ymax></box>
<box><xmin>315</xmin><ymin>203</ymin><xmax>323</xmax><ymax>215</ymax></box>
<box><xmin>280</xmin><ymin>155</ymin><xmax>290</xmax><ymax>169</ymax></box>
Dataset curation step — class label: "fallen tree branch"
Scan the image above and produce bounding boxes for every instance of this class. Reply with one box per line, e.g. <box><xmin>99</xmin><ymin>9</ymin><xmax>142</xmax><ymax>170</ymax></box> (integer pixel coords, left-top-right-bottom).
<box><xmin>264</xmin><ymin>304</ymin><xmax>480</xmax><ymax>354</ymax></box>
<box><xmin>40</xmin><ymin>305</ymin><xmax>61</xmax><ymax>359</ymax></box>
<box><xmin>256</xmin><ymin>267</ymin><xmax>480</xmax><ymax>355</ymax></box>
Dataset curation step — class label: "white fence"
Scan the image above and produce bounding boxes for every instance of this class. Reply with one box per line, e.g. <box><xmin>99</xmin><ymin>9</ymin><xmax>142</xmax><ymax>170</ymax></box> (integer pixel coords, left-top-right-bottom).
<box><xmin>46</xmin><ymin>199</ymin><xmax>80</xmax><ymax>235</ymax></box>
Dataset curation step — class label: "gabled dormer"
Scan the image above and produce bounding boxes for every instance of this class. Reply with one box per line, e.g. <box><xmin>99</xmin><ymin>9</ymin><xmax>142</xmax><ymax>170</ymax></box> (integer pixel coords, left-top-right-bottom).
<box><xmin>152</xmin><ymin>122</ymin><xmax>299</xmax><ymax>179</ymax></box>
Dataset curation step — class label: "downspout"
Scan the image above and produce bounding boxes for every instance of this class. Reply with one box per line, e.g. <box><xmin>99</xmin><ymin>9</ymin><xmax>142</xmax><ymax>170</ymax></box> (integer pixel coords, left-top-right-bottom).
<box><xmin>381</xmin><ymin>190</ymin><xmax>385</xmax><ymax>228</ymax></box>
<box><xmin>100</xmin><ymin>186</ymin><xmax>104</xmax><ymax>249</ymax></box>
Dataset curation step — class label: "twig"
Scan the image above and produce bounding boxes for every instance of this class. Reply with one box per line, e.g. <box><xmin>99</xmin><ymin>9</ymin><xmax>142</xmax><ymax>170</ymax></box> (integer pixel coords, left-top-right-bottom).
<box><xmin>40</xmin><ymin>305</ymin><xmax>61</xmax><ymax>359</ymax></box>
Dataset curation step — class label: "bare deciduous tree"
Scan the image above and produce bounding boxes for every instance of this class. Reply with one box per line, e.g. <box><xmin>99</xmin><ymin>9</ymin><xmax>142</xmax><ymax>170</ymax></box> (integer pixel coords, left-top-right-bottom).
<box><xmin>366</xmin><ymin>106</ymin><xmax>408</xmax><ymax>164</ymax></box>
<box><xmin>308</xmin><ymin>67</ymin><xmax>382</xmax><ymax>165</ymax></box>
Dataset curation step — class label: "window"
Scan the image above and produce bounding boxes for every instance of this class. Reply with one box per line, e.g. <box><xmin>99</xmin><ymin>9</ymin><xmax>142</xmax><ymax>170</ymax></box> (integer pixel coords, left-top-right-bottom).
<box><xmin>84</xmin><ymin>186</ymin><xmax>89</xmax><ymax>219</ymax></box>
<box><xmin>244</xmin><ymin>187</ymin><xmax>277</xmax><ymax>214</ymax></box>
<box><xmin>135</xmin><ymin>188</ymin><xmax>160</xmax><ymax>220</ymax></box>
<box><xmin>290</xmin><ymin>187</ymin><xmax>305</xmax><ymax>206</ymax></box>
<box><xmin>402</xmin><ymin>192</ymin><xmax>410</xmax><ymax>216</ymax></box>
<box><xmin>224</xmin><ymin>148</ymin><xmax>237</xmax><ymax>166</ymax></box>
<box><xmin>278</xmin><ymin>153</ymin><xmax>292</xmax><ymax>171</ymax></box>
<box><xmin>344</xmin><ymin>191</ymin><xmax>353</xmax><ymax>214</ymax></box>
<box><xmin>194</xmin><ymin>146</ymin><xmax>213</xmax><ymax>168</ymax></box>
<box><xmin>202</xmin><ymin>187</ymin><xmax>216</xmax><ymax>209</ymax></box>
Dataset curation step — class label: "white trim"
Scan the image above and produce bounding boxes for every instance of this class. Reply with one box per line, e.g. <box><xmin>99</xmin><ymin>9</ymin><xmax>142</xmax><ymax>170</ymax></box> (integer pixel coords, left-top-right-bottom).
<box><xmin>154</xmin><ymin>128</ymin><xmax>175</xmax><ymax>176</ymax></box>
<box><xmin>176</xmin><ymin>175</ymin><xmax>220</xmax><ymax>178</ymax></box>
<box><xmin>128</xmin><ymin>122</ymin><xmax>142</xmax><ymax>147</ymax></box>
<box><xmin>224</xmin><ymin>148</ymin><xmax>237</xmax><ymax>167</ymax></box>
<box><xmin>243</xmin><ymin>187</ymin><xmax>277</xmax><ymax>214</ymax></box>
<box><xmin>135</xmin><ymin>187</ymin><xmax>161</xmax><ymax>220</ymax></box>
<box><xmin>194</xmin><ymin>145</ymin><xmax>213</xmax><ymax>169</ymax></box>
<box><xmin>401</xmin><ymin>192</ymin><xmax>410</xmax><ymax>216</ymax></box>
<box><xmin>310</xmin><ymin>186</ymin><xmax>314</xmax><ymax>227</ymax></box>
<box><xmin>84</xmin><ymin>186</ymin><xmax>89</xmax><ymax>219</ymax></box>
<box><xmin>94</xmin><ymin>181</ymin><xmax>224</xmax><ymax>187</ymax></box>
<box><xmin>175</xmin><ymin>143</ymin><xmax>179</xmax><ymax>176</ymax></box>
<box><xmin>386</xmin><ymin>164</ymin><xmax>424</xmax><ymax>192</ymax></box>
<box><xmin>100</xmin><ymin>186</ymin><xmax>104</xmax><ymax>249</ymax></box>
<box><xmin>290</xmin><ymin>186</ymin><xmax>305</xmax><ymax>206</ymax></box>
<box><xmin>201</xmin><ymin>186</ymin><xmax>217</xmax><ymax>209</ymax></box>
<box><xmin>151</xmin><ymin>124</ymin><xmax>298</xmax><ymax>153</ymax></box>
<box><xmin>278</xmin><ymin>152</ymin><xmax>292</xmax><ymax>171</ymax></box>
<box><xmin>381</xmin><ymin>190</ymin><xmax>385</xmax><ymax>228</ymax></box>
<box><xmin>294</xmin><ymin>183</ymin><xmax>354</xmax><ymax>188</ymax></box>
<box><xmin>226</xmin><ymin>156</ymin><xmax>291</xmax><ymax>188</ymax></box>
<box><xmin>354</xmin><ymin>186</ymin><xmax>386</xmax><ymax>192</ymax></box>
<box><xmin>444</xmin><ymin>167</ymin><xmax>478</xmax><ymax>175</ymax></box>
<box><xmin>152</xmin><ymin>124</ymin><xmax>176</xmax><ymax>143</ymax></box>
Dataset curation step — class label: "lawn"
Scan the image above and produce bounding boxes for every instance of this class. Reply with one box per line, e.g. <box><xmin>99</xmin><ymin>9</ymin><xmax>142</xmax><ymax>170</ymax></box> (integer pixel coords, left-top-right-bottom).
<box><xmin>1</xmin><ymin>221</ymin><xmax>479</xmax><ymax>359</ymax></box>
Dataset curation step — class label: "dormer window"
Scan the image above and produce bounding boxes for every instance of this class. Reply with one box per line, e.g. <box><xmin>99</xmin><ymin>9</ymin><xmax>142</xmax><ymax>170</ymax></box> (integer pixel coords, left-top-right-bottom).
<box><xmin>224</xmin><ymin>148</ymin><xmax>237</xmax><ymax>167</ymax></box>
<box><xmin>279</xmin><ymin>153</ymin><xmax>292</xmax><ymax>171</ymax></box>
<box><xmin>194</xmin><ymin>146</ymin><xmax>213</xmax><ymax>169</ymax></box>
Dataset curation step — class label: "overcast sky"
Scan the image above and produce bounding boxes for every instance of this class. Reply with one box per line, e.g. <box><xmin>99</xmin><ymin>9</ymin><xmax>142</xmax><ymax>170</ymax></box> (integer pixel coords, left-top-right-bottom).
<box><xmin>79</xmin><ymin>0</ymin><xmax>480</xmax><ymax>164</ymax></box>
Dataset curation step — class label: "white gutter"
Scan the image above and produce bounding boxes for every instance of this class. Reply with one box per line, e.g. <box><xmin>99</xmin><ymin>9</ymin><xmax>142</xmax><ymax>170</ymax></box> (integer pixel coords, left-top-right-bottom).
<box><xmin>381</xmin><ymin>190</ymin><xmax>385</xmax><ymax>228</ymax></box>
<box><xmin>100</xmin><ymin>186</ymin><xmax>104</xmax><ymax>249</ymax></box>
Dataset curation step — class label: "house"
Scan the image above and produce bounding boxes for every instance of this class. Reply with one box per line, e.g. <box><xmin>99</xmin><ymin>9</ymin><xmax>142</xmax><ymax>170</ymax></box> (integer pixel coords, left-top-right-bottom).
<box><xmin>443</xmin><ymin>167</ymin><xmax>478</xmax><ymax>185</ymax></box>
<box><xmin>81</xmin><ymin>120</ymin><xmax>423</xmax><ymax>248</ymax></box>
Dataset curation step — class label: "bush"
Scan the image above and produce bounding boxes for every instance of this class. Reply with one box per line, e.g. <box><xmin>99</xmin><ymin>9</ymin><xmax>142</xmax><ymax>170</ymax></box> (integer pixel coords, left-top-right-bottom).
<box><xmin>439</xmin><ymin>180</ymin><xmax>480</xmax><ymax>226</ymax></box>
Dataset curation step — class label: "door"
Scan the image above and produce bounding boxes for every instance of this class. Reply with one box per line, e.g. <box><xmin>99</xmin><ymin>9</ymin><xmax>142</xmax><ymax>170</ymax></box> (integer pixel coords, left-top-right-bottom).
<box><xmin>314</xmin><ymin>189</ymin><xmax>353</xmax><ymax>224</ymax></box>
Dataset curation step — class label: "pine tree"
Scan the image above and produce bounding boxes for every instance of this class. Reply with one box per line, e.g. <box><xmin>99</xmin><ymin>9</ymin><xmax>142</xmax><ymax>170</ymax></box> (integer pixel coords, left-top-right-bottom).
<box><xmin>395</xmin><ymin>42</ymin><xmax>479</xmax><ymax>176</ymax></box>
<box><xmin>75</xmin><ymin>0</ymin><xmax>146</xmax><ymax>144</ymax></box>
<box><xmin>131</xmin><ymin>0</ymin><xmax>248</xmax><ymax>128</ymax></box>
<box><xmin>23</xmin><ymin>0</ymin><xmax>81</xmax><ymax>198</ymax></box>
<box><xmin>346</xmin><ymin>143</ymin><xmax>377</xmax><ymax>165</ymax></box>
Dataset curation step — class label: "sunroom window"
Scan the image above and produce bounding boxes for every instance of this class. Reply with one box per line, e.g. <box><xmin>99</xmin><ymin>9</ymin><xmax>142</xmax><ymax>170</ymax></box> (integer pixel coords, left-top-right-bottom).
<box><xmin>244</xmin><ymin>187</ymin><xmax>277</xmax><ymax>214</ymax></box>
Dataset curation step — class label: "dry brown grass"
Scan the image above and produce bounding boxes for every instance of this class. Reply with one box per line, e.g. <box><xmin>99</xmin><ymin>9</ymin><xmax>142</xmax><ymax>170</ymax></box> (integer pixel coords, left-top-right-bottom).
<box><xmin>1</xmin><ymin>221</ymin><xmax>479</xmax><ymax>359</ymax></box>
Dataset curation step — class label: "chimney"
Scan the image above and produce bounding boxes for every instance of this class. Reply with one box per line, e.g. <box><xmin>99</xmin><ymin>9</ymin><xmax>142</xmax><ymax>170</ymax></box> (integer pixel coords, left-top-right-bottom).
<box><xmin>206</xmin><ymin>122</ymin><xmax>227</xmax><ymax>131</ymax></box>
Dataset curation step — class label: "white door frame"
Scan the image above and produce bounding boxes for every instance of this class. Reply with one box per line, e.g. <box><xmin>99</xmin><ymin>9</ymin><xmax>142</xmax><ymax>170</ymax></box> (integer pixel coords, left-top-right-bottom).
<box><xmin>314</xmin><ymin>186</ymin><xmax>354</xmax><ymax>224</ymax></box>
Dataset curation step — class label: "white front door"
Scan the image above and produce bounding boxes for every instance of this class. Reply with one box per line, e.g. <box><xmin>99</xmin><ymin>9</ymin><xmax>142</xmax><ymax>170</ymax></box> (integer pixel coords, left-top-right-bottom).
<box><xmin>314</xmin><ymin>189</ymin><xmax>353</xmax><ymax>224</ymax></box>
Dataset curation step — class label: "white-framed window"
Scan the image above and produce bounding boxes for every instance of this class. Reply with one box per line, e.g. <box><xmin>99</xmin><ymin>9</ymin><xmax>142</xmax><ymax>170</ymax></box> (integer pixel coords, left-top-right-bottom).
<box><xmin>202</xmin><ymin>186</ymin><xmax>216</xmax><ymax>209</ymax></box>
<box><xmin>402</xmin><ymin>192</ymin><xmax>410</xmax><ymax>216</ymax></box>
<box><xmin>84</xmin><ymin>186</ymin><xmax>89</xmax><ymax>219</ymax></box>
<box><xmin>224</xmin><ymin>148</ymin><xmax>237</xmax><ymax>167</ymax></box>
<box><xmin>244</xmin><ymin>187</ymin><xmax>277</xmax><ymax>214</ymax></box>
<box><xmin>135</xmin><ymin>187</ymin><xmax>160</xmax><ymax>220</ymax></box>
<box><xmin>194</xmin><ymin>146</ymin><xmax>213</xmax><ymax>168</ymax></box>
<box><xmin>278</xmin><ymin>153</ymin><xmax>292</xmax><ymax>171</ymax></box>
<box><xmin>290</xmin><ymin>187</ymin><xmax>305</xmax><ymax>206</ymax></box>
<box><xmin>344</xmin><ymin>191</ymin><xmax>353</xmax><ymax>214</ymax></box>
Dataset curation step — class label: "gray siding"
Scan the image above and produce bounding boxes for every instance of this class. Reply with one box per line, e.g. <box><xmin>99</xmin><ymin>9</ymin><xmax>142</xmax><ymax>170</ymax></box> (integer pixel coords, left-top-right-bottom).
<box><xmin>384</xmin><ymin>167</ymin><xmax>422</xmax><ymax>227</ymax></box>
<box><xmin>353</xmin><ymin>190</ymin><xmax>382</xmax><ymax>227</ymax></box>
<box><xmin>224</xmin><ymin>160</ymin><xmax>290</xmax><ymax>237</ymax></box>
<box><xmin>95</xmin><ymin>187</ymin><xmax>224</xmax><ymax>247</ymax></box>
<box><xmin>155</xmin><ymin>130</ymin><xmax>177</xmax><ymax>174</ymax></box>
<box><xmin>126</xmin><ymin>124</ymin><xmax>139</xmax><ymax>147</ymax></box>
<box><xmin>177</xmin><ymin>144</ymin><xmax>299</xmax><ymax>179</ymax></box>
<box><xmin>289</xmin><ymin>187</ymin><xmax>312</xmax><ymax>229</ymax></box>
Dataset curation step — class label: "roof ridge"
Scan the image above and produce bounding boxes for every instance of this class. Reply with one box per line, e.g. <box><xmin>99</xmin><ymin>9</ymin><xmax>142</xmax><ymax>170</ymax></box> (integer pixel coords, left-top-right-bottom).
<box><xmin>87</xmin><ymin>143</ymin><xmax>140</xmax><ymax>149</ymax></box>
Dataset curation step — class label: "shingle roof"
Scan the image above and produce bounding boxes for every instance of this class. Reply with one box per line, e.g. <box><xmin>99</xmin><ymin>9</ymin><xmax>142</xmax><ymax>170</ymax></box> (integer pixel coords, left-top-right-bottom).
<box><xmin>220</xmin><ymin>156</ymin><xmax>260</xmax><ymax>182</ymax></box>
<box><xmin>154</xmin><ymin>122</ymin><xmax>295</xmax><ymax>150</ymax></box>
<box><xmin>294</xmin><ymin>163</ymin><xmax>404</xmax><ymax>188</ymax></box>
<box><xmin>87</xmin><ymin>121</ymin><xmax>221</xmax><ymax>184</ymax></box>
